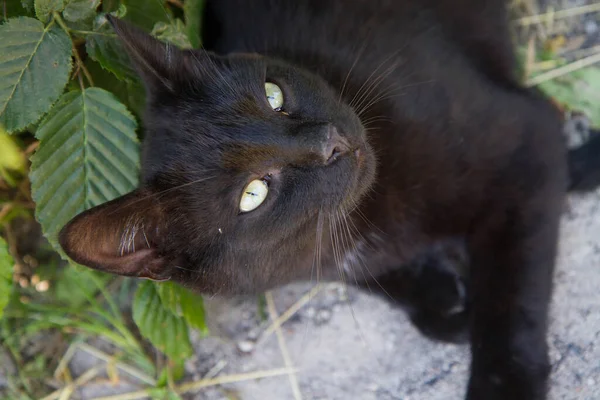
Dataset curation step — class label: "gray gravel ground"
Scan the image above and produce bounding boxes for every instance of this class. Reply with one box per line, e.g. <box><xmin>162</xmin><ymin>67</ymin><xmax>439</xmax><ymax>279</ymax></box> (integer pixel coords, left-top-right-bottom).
<box><xmin>176</xmin><ymin>187</ymin><xmax>599</xmax><ymax>400</ymax></box>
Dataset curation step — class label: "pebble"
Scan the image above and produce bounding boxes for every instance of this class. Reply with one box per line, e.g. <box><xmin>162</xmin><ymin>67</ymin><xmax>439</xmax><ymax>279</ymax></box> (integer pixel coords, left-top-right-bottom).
<box><xmin>315</xmin><ymin>309</ymin><xmax>332</xmax><ymax>325</ymax></box>
<box><xmin>587</xmin><ymin>377</ymin><xmax>596</xmax><ymax>386</ymax></box>
<box><xmin>237</xmin><ymin>340</ymin><xmax>255</xmax><ymax>354</ymax></box>
<box><xmin>585</xmin><ymin>20</ymin><xmax>598</xmax><ymax>35</ymax></box>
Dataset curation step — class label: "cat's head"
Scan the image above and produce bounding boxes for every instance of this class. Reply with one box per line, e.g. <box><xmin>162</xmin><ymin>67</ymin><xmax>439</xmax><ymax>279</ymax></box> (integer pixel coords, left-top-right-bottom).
<box><xmin>59</xmin><ymin>17</ymin><xmax>376</xmax><ymax>295</ymax></box>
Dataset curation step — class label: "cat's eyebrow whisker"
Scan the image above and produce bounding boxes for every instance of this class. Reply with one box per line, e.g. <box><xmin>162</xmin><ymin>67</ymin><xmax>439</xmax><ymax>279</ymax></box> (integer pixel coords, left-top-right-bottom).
<box><xmin>356</xmin><ymin>79</ymin><xmax>435</xmax><ymax>119</ymax></box>
<box><xmin>360</xmin><ymin>115</ymin><xmax>393</xmax><ymax>127</ymax></box>
<box><xmin>348</xmin><ymin>46</ymin><xmax>407</xmax><ymax>110</ymax></box>
<box><xmin>351</xmin><ymin>59</ymin><xmax>402</xmax><ymax>114</ymax></box>
<box><xmin>339</xmin><ymin>39</ymin><xmax>369</xmax><ymax>104</ymax></box>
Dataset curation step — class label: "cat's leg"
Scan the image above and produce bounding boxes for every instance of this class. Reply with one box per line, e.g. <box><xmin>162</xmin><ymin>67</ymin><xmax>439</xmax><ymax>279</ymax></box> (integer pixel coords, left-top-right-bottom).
<box><xmin>466</xmin><ymin>191</ymin><xmax>563</xmax><ymax>399</ymax></box>
<box><xmin>364</xmin><ymin>239</ymin><xmax>471</xmax><ymax>343</ymax></box>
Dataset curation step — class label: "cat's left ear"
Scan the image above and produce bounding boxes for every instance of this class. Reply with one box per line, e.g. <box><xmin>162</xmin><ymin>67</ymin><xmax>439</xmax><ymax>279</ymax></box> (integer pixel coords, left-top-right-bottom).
<box><xmin>106</xmin><ymin>15</ymin><xmax>188</xmax><ymax>94</ymax></box>
<box><xmin>59</xmin><ymin>189</ymin><xmax>172</xmax><ymax>281</ymax></box>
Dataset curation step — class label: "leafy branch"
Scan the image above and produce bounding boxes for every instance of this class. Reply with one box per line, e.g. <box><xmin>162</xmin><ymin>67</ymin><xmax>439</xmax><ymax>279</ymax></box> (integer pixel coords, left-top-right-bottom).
<box><xmin>0</xmin><ymin>0</ymin><xmax>208</xmax><ymax>393</ymax></box>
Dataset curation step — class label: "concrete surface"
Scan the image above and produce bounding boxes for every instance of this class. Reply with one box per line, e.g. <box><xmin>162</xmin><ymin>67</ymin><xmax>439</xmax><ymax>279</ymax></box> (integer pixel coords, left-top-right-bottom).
<box><xmin>178</xmin><ymin>189</ymin><xmax>600</xmax><ymax>400</ymax></box>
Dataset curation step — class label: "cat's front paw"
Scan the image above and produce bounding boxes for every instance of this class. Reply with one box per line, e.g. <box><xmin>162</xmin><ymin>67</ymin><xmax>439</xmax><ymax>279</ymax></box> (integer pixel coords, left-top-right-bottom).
<box><xmin>467</xmin><ymin>351</ymin><xmax>550</xmax><ymax>400</ymax></box>
<box><xmin>408</xmin><ymin>252</ymin><xmax>470</xmax><ymax>343</ymax></box>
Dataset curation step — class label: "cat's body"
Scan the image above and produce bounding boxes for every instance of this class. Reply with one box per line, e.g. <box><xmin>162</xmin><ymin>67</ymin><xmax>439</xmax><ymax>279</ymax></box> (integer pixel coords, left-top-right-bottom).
<box><xmin>58</xmin><ymin>1</ymin><xmax>600</xmax><ymax>399</ymax></box>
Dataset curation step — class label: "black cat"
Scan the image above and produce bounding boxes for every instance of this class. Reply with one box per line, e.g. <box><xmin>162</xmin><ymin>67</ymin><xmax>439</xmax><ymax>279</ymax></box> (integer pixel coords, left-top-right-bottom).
<box><xmin>58</xmin><ymin>1</ymin><xmax>600</xmax><ymax>398</ymax></box>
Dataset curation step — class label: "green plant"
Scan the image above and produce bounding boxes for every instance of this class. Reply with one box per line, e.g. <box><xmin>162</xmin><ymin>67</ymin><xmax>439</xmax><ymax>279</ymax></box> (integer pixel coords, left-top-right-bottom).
<box><xmin>0</xmin><ymin>0</ymin><xmax>208</xmax><ymax>389</ymax></box>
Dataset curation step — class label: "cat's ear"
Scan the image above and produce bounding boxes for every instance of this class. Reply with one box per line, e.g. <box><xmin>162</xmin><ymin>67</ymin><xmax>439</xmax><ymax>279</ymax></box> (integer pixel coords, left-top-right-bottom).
<box><xmin>59</xmin><ymin>189</ymin><xmax>172</xmax><ymax>281</ymax></box>
<box><xmin>106</xmin><ymin>15</ymin><xmax>186</xmax><ymax>93</ymax></box>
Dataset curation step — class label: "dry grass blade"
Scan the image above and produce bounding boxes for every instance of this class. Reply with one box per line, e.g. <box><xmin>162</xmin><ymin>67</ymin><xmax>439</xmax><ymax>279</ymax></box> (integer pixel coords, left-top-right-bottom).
<box><xmin>266</xmin><ymin>291</ymin><xmax>303</xmax><ymax>400</ymax></box>
<box><xmin>514</xmin><ymin>2</ymin><xmax>600</xmax><ymax>26</ymax></box>
<box><xmin>91</xmin><ymin>368</ymin><xmax>297</xmax><ymax>400</ymax></box>
<box><xmin>526</xmin><ymin>49</ymin><xmax>600</xmax><ymax>86</ymax></box>
<box><xmin>41</xmin><ymin>366</ymin><xmax>103</xmax><ymax>400</ymax></box>
<box><xmin>260</xmin><ymin>284</ymin><xmax>323</xmax><ymax>340</ymax></box>
<box><xmin>76</xmin><ymin>343</ymin><xmax>156</xmax><ymax>386</ymax></box>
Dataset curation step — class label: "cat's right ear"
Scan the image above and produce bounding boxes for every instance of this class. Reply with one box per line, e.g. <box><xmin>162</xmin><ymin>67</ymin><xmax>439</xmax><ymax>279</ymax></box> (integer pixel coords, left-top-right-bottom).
<box><xmin>58</xmin><ymin>189</ymin><xmax>172</xmax><ymax>282</ymax></box>
<box><xmin>106</xmin><ymin>15</ymin><xmax>185</xmax><ymax>93</ymax></box>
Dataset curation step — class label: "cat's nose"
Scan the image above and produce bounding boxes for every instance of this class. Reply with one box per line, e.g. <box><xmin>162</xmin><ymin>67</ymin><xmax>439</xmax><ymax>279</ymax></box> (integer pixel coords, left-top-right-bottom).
<box><xmin>323</xmin><ymin>125</ymin><xmax>351</xmax><ymax>165</ymax></box>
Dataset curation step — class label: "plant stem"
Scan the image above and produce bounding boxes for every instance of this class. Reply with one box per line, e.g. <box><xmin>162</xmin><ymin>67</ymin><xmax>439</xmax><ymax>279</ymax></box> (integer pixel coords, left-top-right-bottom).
<box><xmin>71</xmin><ymin>29</ymin><xmax>117</xmax><ymax>38</ymax></box>
<box><xmin>52</xmin><ymin>12</ymin><xmax>94</xmax><ymax>87</ymax></box>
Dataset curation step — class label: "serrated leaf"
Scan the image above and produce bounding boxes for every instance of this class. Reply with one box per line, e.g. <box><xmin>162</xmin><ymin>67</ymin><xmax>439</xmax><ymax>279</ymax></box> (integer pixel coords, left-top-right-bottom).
<box><xmin>85</xmin><ymin>59</ymin><xmax>145</xmax><ymax>120</ymax></box>
<box><xmin>54</xmin><ymin>265</ymin><xmax>110</xmax><ymax>308</ymax></box>
<box><xmin>29</xmin><ymin>88</ymin><xmax>140</xmax><ymax>256</ymax></box>
<box><xmin>155</xmin><ymin>281</ymin><xmax>207</xmax><ymax>334</ymax></box>
<box><xmin>34</xmin><ymin>0</ymin><xmax>65</xmax><ymax>22</ymax></box>
<box><xmin>156</xmin><ymin>281</ymin><xmax>180</xmax><ymax>315</ymax></box>
<box><xmin>62</xmin><ymin>0</ymin><xmax>99</xmax><ymax>22</ymax></box>
<box><xmin>178</xmin><ymin>287</ymin><xmax>207</xmax><ymax>334</ymax></box>
<box><xmin>122</xmin><ymin>0</ymin><xmax>170</xmax><ymax>31</ymax></box>
<box><xmin>0</xmin><ymin>237</ymin><xmax>14</xmax><ymax>319</ymax></box>
<box><xmin>183</xmin><ymin>0</ymin><xmax>203</xmax><ymax>48</ymax></box>
<box><xmin>0</xmin><ymin>17</ymin><xmax>72</xmax><ymax>133</ymax></box>
<box><xmin>86</xmin><ymin>15</ymin><xmax>137</xmax><ymax>81</ymax></box>
<box><xmin>133</xmin><ymin>281</ymin><xmax>193</xmax><ymax>361</ymax></box>
<box><xmin>152</xmin><ymin>19</ymin><xmax>191</xmax><ymax>49</ymax></box>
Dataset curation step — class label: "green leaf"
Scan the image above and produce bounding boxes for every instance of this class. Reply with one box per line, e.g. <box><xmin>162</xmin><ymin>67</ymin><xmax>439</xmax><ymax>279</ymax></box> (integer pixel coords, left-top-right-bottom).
<box><xmin>539</xmin><ymin>66</ymin><xmax>600</xmax><ymax>127</ymax></box>
<box><xmin>0</xmin><ymin>17</ymin><xmax>72</xmax><ymax>133</ymax></box>
<box><xmin>122</xmin><ymin>0</ymin><xmax>170</xmax><ymax>31</ymax></box>
<box><xmin>62</xmin><ymin>0</ymin><xmax>99</xmax><ymax>22</ymax></box>
<box><xmin>0</xmin><ymin>125</ymin><xmax>25</xmax><ymax>175</ymax></box>
<box><xmin>178</xmin><ymin>286</ymin><xmax>207</xmax><ymax>334</ymax></box>
<box><xmin>34</xmin><ymin>0</ymin><xmax>65</xmax><ymax>22</ymax></box>
<box><xmin>85</xmin><ymin>59</ymin><xmax>145</xmax><ymax>121</ymax></box>
<box><xmin>156</xmin><ymin>359</ymin><xmax>185</xmax><ymax>387</ymax></box>
<box><xmin>29</xmin><ymin>88</ymin><xmax>140</xmax><ymax>256</ymax></box>
<box><xmin>151</xmin><ymin>19</ymin><xmax>191</xmax><ymax>49</ymax></box>
<box><xmin>86</xmin><ymin>15</ymin><xmax>137</xmax><ymax>81</ymax></box>
<box><xmin>133</xmin><ymin>281</ymin><xmax>193</xmax><ymax>361</ymax></box>
<box><xmin>156</xmin><ymin>281</ymin><xmax>180</xmax><ymax>315</ymax></box>
<box><xmin>156</xmin><ymin>281</ymin><xmax>208</xmax><ymax>335</ymax></box>
<box><xmin>148</xmin><ymin>388</ymin><xmax>182</xmax><ymax>400</ymax></box>
<box><xmin>0</xmin><ymin>237</ymin><xmax>14</xmax><ymax>319</ymax></box>
<box><xmin>183</xmin><ymin>0</ymin><xmax>203</xmax><ymax>48</ymax></box>
<box><xmin>54</xmin><ymin>265</ymin><xmax>110</xmax><ymax>308</ymax></box>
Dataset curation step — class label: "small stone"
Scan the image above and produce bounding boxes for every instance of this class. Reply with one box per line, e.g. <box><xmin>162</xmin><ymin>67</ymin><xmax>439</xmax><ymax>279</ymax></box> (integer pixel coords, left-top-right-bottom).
<box><xmin>314</xmin><ymin>309</ymin><xmax>332</xmax><ymax>325</ymax></box>
<box><xmin>237</xmin><ymin>340</ymin><xmax>255</xmax><ymax>353</ymax></box>
<box><xmin>585</xmin><ymin>20</ymin><xmax>598</xmax><ymax>34</ymax></box>
<box><xmin>305</xmin><ymin>307</ymin><xmax>316</xmax><ymax>318</ymax></box>
<box><xmin>587</xmin><ymin>377</ymin><xmax>596</xmax><ymax>386</ymax></box>
<box><xmin>246</xmin><ymin>328</ymin><xmax>260</xmax><ymax>340</ymax></box>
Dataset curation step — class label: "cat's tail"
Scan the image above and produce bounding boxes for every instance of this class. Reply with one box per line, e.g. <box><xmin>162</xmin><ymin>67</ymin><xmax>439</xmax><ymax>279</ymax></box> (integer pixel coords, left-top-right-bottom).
<box><xmin>568</xmin><ymin>130</ymin><xmax>600</xmax><ymax>193</ymax></box>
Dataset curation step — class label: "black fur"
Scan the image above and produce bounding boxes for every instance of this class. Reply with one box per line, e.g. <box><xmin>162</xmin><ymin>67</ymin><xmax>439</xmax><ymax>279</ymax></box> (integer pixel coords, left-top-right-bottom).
<box><xmin>59</xmin><ymin>1</ymin><xmax>600</xmax><ymax>398</ymax></box>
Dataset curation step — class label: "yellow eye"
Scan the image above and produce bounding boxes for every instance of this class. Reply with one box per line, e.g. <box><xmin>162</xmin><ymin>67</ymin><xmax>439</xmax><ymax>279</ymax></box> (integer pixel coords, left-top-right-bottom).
<box><xmin>265</xmin><ymin>82</ymin><xmax>283</xmax><ymax>111</ymax></box>
<box><xmin>240</xmin><ymin>179</ymin><xmax>269</xmax><ymax>212</ymax></box>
